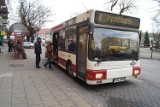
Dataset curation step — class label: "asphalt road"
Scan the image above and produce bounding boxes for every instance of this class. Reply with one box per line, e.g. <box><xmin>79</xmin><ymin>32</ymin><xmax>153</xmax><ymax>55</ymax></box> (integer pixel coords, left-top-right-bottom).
<box><xmin>25</xmin><ymin>48</ymin><xmax>160</xmax><ymax>107</ymax></box>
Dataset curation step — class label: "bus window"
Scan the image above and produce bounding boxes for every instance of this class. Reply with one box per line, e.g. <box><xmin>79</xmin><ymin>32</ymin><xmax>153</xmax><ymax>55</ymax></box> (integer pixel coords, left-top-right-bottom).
<box><xmin>58</xmin><ymin>30</ymin><xmax>65</xmax><ymax>50</ymax></box>
<box><xmin>65</xmin><ymin>26</ymin><xmax>76</xmax><ymax>53</ymax></box>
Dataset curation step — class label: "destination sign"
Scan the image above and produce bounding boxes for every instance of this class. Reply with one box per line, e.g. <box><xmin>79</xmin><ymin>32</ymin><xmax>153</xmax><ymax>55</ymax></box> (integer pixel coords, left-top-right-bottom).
<box><xmin>95</xmin><ymin>11</ymin><xmax>140</xmax><ymax>29</ymax></box>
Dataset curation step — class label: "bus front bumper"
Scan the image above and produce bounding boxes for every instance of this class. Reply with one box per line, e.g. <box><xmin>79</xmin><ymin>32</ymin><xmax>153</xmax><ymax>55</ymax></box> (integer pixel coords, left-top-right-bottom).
<box><xmin>86</xmin><ymin>76</ymin><xmax>137</xmax><ymax>85</ymax></box>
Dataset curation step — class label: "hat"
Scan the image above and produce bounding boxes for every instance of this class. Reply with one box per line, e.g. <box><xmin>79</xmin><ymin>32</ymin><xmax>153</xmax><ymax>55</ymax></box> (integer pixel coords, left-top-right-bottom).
<box><xmin>37</xmin><ymin>37</ymin><xmax>41</xmax><ymax>41</ymax></box>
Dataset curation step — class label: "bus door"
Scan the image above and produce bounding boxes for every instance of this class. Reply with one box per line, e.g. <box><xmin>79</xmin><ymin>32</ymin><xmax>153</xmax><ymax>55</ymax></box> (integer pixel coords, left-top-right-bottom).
<box><xmin>53</xmin><ymin>32</ymin><xmax>59</xmax><ymax>63</ymax></box>
<box><xmin>76</xmin><ymin>25</ymin><xmax>88</xmax><ymax>80</ymax></box>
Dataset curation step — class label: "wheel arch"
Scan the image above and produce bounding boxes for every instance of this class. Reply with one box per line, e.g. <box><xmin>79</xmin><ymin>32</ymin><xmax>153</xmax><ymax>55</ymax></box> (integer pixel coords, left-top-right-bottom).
<box><xmin>66</xmin><ymin>59</ymin><xmax>72</xmax><ymax>69</ymax></box>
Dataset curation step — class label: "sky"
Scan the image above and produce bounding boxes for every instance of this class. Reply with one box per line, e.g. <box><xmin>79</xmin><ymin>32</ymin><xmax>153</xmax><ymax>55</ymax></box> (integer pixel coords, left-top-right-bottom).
<box><xmin>11</xmin><ymin>0</ymin><xmax>158</xmax><ymax>32</ymax></box>
<box><xmin>41</xmin><ymin>0</ymin><xmax>158</xmax><ymax>32</ymax></box>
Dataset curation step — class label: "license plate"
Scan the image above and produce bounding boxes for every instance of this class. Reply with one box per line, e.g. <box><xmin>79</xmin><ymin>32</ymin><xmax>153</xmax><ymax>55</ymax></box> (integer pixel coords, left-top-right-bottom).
<box><xmin>113</xmin><ymin>77</ymin><xmax>126</xmax><ymax>83</ymax></box>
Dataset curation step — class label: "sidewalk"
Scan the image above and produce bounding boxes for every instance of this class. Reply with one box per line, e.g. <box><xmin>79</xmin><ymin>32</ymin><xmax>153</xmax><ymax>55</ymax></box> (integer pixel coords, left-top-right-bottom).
<box><xmin>140</xmin><ymin>48</ymin><xmax>160</xmax><ymax>60</ymax></box>
<box><xmin>0</xmin><ymin>45</ymin><xmax>92</xmax><ymax>107</ymax></box>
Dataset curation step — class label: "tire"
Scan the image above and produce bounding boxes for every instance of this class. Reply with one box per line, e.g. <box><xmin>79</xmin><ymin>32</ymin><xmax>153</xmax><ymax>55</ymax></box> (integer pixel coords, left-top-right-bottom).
<box><xmin>67</xmin><ymin>63</ymin><xmax>74</xmax><ymax>77</ymax></box>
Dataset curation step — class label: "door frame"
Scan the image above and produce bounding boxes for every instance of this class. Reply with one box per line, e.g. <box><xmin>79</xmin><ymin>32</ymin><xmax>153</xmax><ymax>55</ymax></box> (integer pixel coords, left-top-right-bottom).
<box><xmin>52</xmin><ymin>32</ymin><xmax>59</xmax><ymax>64</ymax></box>
<box><xmin>76</xmin><ymin>20</ymin><xmax>89</xmax><ymax>80</ymax></box>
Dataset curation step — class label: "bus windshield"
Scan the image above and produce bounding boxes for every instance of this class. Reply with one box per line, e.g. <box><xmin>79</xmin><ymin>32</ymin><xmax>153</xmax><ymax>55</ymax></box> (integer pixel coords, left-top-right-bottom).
<box><xmin>88</xmin><ymin>28</ymin><xmax>139</xmax><ymax>61</ymax></box>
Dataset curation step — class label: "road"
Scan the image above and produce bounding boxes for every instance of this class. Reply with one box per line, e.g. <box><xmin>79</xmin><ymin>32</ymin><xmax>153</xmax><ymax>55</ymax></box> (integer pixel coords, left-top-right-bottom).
<box><xmin>26</xmin><ymin>48</ymin><xmax>160</xmax><ymax>107</ymax></box>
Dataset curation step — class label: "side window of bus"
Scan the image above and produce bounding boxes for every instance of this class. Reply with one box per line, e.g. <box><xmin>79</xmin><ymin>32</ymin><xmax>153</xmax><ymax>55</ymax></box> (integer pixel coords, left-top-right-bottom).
<box><xmin>65</xmin><ymin>26</ymin><xmax>76</xmax><ymax>53</ymax></box>
<box><xmin>58</xmin><ymin>30</ymin><xmax>65</xmax><ymax>51</ymax></box>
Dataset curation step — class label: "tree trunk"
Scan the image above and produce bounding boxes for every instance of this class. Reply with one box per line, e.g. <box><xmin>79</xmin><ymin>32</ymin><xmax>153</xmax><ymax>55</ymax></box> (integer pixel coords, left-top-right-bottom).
<box><xmin>31</xmin><ymin>36</ymin><xmax>34</xmax><ymax>43</ymax></box>
<box><xmin>29</xmin><ymin>31</ymin><xmax>35</xmax><ymax>43</ymax></box>
<box><xmin>26</xmin><ymin>35</ymin><xmax>30</xmax><ymax>42</ymax></box>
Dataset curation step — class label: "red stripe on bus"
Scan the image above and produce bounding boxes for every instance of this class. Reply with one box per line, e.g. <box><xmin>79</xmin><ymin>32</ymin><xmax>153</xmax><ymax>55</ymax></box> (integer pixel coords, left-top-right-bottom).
<box><xmin>58</xmin><ymin>57</ymin><xmax>67</xmax><ymax>67</ymax></box>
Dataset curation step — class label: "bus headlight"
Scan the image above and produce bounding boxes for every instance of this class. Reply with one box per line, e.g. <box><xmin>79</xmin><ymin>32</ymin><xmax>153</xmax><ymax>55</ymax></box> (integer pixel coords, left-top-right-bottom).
<box><xmin>133</xmin><ymin>67</ymin><xmax>141</xmax><ymax>76</ymax></box>
<box><xmin>95</xmin><ymin>73</ymin><xmax>103</xmax><ymax>79</ymax></box>
<box><xmin>87</xmin><ymin>69</ymin><xmax>107</xmax><ymax>80</ymax></box>
<box><xmin>134</xmin><ymin>70</ymin><xmax>140</xmax><ymax>75</ymax></box>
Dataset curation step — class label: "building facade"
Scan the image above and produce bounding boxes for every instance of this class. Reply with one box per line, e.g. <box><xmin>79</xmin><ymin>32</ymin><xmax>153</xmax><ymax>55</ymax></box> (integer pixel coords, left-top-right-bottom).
<box><xmin>38</xmin><ymin>28</ymin><xmax>49</xmax><ymax>44</ymax></box>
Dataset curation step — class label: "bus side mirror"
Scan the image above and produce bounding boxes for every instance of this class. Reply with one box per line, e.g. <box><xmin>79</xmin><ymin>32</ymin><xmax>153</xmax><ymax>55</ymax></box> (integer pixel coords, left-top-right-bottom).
<box><xmin>139</xmin><ymin>31</ymin><xmax>142</xmax><ymax>45</ymax></box>
<box><xmin>89</xmin><ymin>23</ymin><xmax>94</xmax><ymax>35</ymax></box>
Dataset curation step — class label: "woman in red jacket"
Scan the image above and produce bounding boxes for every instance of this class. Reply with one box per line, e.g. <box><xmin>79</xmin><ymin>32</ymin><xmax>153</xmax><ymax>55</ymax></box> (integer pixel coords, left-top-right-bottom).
<box><xmin>44</xmin><ymin>41</ymin><xmax>53</xmax><ymax>68</ymax></box>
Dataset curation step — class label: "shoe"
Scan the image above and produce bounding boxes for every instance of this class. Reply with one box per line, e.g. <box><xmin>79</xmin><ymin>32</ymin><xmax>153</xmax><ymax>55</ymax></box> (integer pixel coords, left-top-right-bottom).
<box><xmin>36</xmin><ymin>66</ymin><xmax>41</xmax><ymax>68</ymax></box>
<box><xmin>44</xmin><ymin>64</ymin><xmax>47</xmax><ymax>68</ymax></box>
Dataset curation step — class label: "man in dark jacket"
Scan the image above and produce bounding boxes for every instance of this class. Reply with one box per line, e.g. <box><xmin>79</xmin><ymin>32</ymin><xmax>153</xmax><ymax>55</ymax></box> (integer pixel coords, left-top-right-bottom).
<box><xmin>34</xmin><ymin>38</ymin><xmax>42</xmax><ymax>68</ymax></box>
<box><xmin>0</xmin><ymin>41</ymin><xmax>2</xmax><ymax>53</ymax></box>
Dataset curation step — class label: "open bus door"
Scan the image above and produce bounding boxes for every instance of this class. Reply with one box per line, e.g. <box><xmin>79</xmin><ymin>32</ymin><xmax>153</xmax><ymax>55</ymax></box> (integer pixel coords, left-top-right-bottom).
<box><xmin>76</xmin><ymin>23</ymin><xmax>88</xmax><ymax>81</ymax></box>
<box><xmin>52</xmin><ymin>32</ymin><xmax>59</xmax><ymax>63</ymax></box>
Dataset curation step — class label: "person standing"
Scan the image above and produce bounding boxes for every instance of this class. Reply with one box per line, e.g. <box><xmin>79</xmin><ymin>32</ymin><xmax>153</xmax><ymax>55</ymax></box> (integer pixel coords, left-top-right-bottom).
<box><xmin>0</xmin><ymin>41</ymin><xmax>2</xmax><ymax>53</ymax></box>
<box><xmin>44</xmin><ymin>41</ymin><xmax>53</xmax><ymax>68</ymax></box>
<box><xmin>15</xmin><ymin>40</ymin><xmax>27</xmax><ymax>59</ymax></box>
<box><xmin>34</xmin><ymin>38</ymin><xmax>42</xmax><ymax>68</ymax></box>
<box><xmin>8</xmin><ymin>39</ymin><xmax>13</xmax><ymax>52</ymax></box>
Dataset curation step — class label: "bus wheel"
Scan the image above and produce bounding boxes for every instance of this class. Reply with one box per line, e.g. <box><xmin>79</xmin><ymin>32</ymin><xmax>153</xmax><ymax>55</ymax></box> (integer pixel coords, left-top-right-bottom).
<box><xmin>67</xmin><ymin>63</ymin><xmax>74</xmax><ymax>77</ymax></box>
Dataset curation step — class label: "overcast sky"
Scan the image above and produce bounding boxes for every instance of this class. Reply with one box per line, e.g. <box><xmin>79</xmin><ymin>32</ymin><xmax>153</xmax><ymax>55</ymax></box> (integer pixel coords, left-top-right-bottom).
<box><xmin>11</xmin><ymin>0</ymin><xmax>158</xmax><ymax>32</ymax></box>
<box><xmin>41</xmin><ymin>0</ymin><xmax>157</xmax><ymax>32</ymax></box>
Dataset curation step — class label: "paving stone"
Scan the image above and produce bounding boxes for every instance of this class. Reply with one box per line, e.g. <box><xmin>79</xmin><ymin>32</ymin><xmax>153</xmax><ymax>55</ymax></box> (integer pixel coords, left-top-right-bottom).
<box><xmin>27</xmin><ymin>98</ymin><xmax>43</xmax><ymax>106</ymax></box>
<box><xmin>12</xmin><ymin>97</ymin><xmax>27</xmax><ymax>104</ymax></box>
<box><xmin>25</xmin><ymin>89</ymin><xmax>38</xmax><ymax>94</ymax></box>
<box><xmin>13</xmin><ymin>85</ymin><xmax>24</xmax><ymax>90</ymax></box>
<box><xmin>51</xmin><ymin>105</ymin><xmax>62</xmax><ymax>107</ymax></box>
<box><xmin>61</xmin><ymin>87</ymin><xmax>73</xmax><ymax>92</ymax></box>
<box><xmin>51</xmin><ymin>90</ymin><xmax>64</xmax><ymax>96</ymax></box>
<box><xmin>36</xmin><ymin>86</ymin><xmax>48</xmax><ymax>91</ymax></box>
<box><xmin>0</xmin><ymin>95</ymin><xmax>11</xmax><ymax>103</ymax></box>
<box><xmin>59</xmin><ymin>100</ymin><xmax>75</xmax><ymax>107</ymax></box>
<box><xmin>0</xmin><ymin>92</ymin><xmax>11</xmax><ymax>97</ymax></box>
<box><xmin>43</xmin><ymin>99</ymin><xmax>59</xmax><ymax>107</ymax></box>
<box><xmin>0</xmin><ymin>102</ymin><xmax>11</xmax><ymax>107</ymax></box>
<box><xmin>55</xmin><ymin>94</ymin><xmax>69</xmax><ymax>101</ymax></box>
<box><xmin>0</xmin><ymin>88</ymin><xmax>12</xmax><ymax>93</ymax></box>
<box><xmin>26</xmin><ymin>93</ymin><xmax>40</xmax><ymax>99</ymax></box>
<box><xmin>12</xmin><ymin>88</ymin><xmax>25</xmax><ymax>94</ymax></box>
<box><xmin>40</xmin><ymin>94</ymin><xmax>54</xmax><ymax>101</ymax></box>
<box><xmin>28</xmin><ymin>104</ymin><xmax>45</xmax><ymax>107</ymax></box>
<box><xmin>75</xmin><ymin>101</ymin><xmax>92</xmax><ymax>107</ymax></box>
<box><xmin>12</xmin><ymin>92</ymin><xmax>26</xmax><ymax>99</ymax></box>
<box><xmin>12</xmin><ymin>103</ymin><xmax>27</xmax><ymax>107</ymax></box>
<box><xmin>38</xmin><ymin>90</ymin><xmax>51</xmax><ymax>96</ymax></box>
<box><xmin>69</xmin><ymin>96</ymin><xmax>85</xmax><ymax>102</ymax></box>
<box><xmin>25</xmin><ymin>86</ymin><xmax>37</xmax><ymax>91</ymax></box>
<box><xmin>65</xmin><ymin>91</ymin><xmax>78</xmax><ymax>97</ymax></box>
<box><xmin>1</xmin><ymin>85</ymin><xmax>12</xmax><ymax>89</ymax></box>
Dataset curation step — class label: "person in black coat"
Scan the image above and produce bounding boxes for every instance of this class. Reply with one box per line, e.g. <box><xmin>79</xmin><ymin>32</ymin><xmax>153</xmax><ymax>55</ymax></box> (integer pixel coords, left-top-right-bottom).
<box><xmin>8</xmin><ymin>39</ymin><xmax>13</xmax><ymax>52</ymax></box>
<box><xmin>0</xmin><ymin>41</ymin><xmax>2</xmax><ymax>53</ymax></box>
<box><xmin>34</xmin><ymin>38</ymin><xmax>42</xmax><ymax>68</ymax></box>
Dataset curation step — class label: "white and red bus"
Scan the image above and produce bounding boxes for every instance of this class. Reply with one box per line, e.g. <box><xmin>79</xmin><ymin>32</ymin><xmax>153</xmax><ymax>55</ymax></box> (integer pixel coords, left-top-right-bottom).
<box><xmin>47</xmin><ymin>10</ymin><xmax>141</xmax><ymax>85</ymax></box>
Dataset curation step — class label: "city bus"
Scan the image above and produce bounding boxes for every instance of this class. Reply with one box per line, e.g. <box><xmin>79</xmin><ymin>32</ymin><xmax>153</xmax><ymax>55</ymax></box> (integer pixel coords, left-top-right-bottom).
<box><xmin>47</xmin><ymin>9</ymin><xmax>141</xmax><ymax>85</ymax></box>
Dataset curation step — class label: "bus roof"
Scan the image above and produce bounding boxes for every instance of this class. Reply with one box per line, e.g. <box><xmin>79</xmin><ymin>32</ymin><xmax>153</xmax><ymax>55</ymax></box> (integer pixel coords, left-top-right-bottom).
<box><xmin>46</xmin><ymin>9</ymin><xmax>140</xmax><ymax>33</ymax></box>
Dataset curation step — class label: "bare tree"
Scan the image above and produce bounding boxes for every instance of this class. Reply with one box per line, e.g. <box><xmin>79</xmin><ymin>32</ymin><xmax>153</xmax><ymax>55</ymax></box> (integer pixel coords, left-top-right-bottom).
<box><xmin>19</xmin><ymin>0</ymin><xmax>52</xmax><ymax>42</ymax></box>
<box><xmin>153</xmin><ymin>33</ymin><xmax>160</xmax><ymax>49</ymax></box>
<box><xmin>153</xmin><ymin>0</ymin><xmax>160</xmax><ymax>27</ymax></box>
<box><xmin>119</xmin><ymin>0</ymin><xmax>137</xmax><ymax>15</ymax></box>
<box><xmin>106</xmin><ymin>0</ymin><xmax>137</xmax><ymax>15</ymax></box>
<box><xmin>107</xmin><ymin>0</ymin><xmax>118</xmax><ymax>11</ymax></box>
